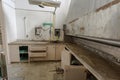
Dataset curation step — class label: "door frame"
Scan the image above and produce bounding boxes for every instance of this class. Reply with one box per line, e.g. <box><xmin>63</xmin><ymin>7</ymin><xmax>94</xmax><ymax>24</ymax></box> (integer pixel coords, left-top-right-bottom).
<box><xmin>0</xmin><ymin>0</ymin><xmax>10</xmax><ymax>64</ymax></box>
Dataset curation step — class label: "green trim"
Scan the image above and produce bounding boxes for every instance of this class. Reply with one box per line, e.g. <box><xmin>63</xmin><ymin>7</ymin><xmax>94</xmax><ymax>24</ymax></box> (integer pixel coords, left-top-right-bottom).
<box><xmin>43</xmin><ymin>23</ymin><xmax>53</xmax><ymax>27</ymax></box>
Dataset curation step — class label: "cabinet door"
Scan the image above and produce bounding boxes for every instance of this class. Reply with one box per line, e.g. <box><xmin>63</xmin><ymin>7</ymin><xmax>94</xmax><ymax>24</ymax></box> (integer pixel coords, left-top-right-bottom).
<box><xmin>47</xmin><ymin>44</ymin><xmax>55</xmax><ymax>60</ymax></box>
<box><xmin>55</xmin><ymin>44</ymin><xmax>65</xmax><ymax>60</ymax></box>
<box><xmin>64</xmin><ymin>66</ymin><xmax>87</xmax><ymax>80</ymax></box>
<box><xmin>9</xmin><ymin>45</ymin><xmax>20</xmax><ymax>62</ymax></box>
<box><xmin>61</xmin><ymin>47</ymin><xmax>71</xmax><ymax>69</ymax></box>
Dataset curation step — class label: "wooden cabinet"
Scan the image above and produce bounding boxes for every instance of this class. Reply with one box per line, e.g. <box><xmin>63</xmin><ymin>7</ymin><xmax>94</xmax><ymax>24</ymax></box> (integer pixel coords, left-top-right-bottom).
<box><xmin>55</xmin><ymin>44</ymin><xmax>65</xmax><ymax>60</ymax></box>
<box><xmin>64</xmin><ymin>66</ymin><xmax>87</xmax><ymax>80</ymax></box>
<box><xmin>29</xmin><ymin>44</ymin><xmax>64</xmax><ymax>61</ymax></box>
<box><xmin>9</xmin><ymin>45</ymin><xmax>29</xmax><ymax>62</ymax></box>
<box><xmin>29</xmin><ymin>45</ymin><xmax>47</xmax><ymax>51</ymax></box>
<box><xmin>29</xmin><ymin>45</ymin><xmax>48</xmax><ymax>61</ymax></box>
<box><xmin>9</xmin><ymin>45</ymin><xmax>20</xmax><ymax>62</ymax></box>
<box><xmin>9</xmin><ymin>43</ymin><xmax>64</xmax><ymax>62</ymax></box>
<box><xmin>47</xmin><ymin>44</ymin><xmax>55</xmax><ymax>60</ymax></box>
<box><xmin>29</xmin><ymin>44</ymin><xmax>56</xmax><ymax>61</ymax></box>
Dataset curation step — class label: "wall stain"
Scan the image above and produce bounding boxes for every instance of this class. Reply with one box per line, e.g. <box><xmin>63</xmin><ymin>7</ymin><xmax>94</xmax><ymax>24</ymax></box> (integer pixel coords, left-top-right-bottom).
<box><xmin>96</xmin><ymin>0</ymin><xmax>120</xmax><ymax>12</ymax></box>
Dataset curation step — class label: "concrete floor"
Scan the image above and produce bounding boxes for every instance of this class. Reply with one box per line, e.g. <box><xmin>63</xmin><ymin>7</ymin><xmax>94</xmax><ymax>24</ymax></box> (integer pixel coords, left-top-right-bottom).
<box><xmin>7</xmin><ymin>62</ymin><xmax>63</xmax><ymax>80</ymax></box>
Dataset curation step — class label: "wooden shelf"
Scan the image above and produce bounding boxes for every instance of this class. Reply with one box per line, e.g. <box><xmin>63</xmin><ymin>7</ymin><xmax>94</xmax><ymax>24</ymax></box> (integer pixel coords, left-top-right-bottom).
<box><xmin>66</xmin><ymin>43</ymin><xmax>120</xmax><ymax>80</ymax></box>
<box><xmin>20</xmin><ymin>52</ymin><xmax>28</xmax><ymax>54</ymax></box>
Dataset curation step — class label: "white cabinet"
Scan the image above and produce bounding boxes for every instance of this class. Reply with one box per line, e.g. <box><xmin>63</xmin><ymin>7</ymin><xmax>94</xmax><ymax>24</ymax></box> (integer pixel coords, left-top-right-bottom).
<box><xmin>61</xmin><ymin>47</ymin><xmax>71</xmax><ymax>69</ymax></box>
<box><xmin>9</xmin><ymin>45</ymin><xmax>29</xmax><ymax>63</ymax></box>
<box><xmin>29</xmin><ymin>44</ymin><xmax>56</xmax><ymax>61</ymax></box>
<box><xmin>9</xmin><ymin>45</ymin><xmax>20</xmax><ymax>62</ymax></box>
<box><xmin>61</xmin><ymin>47</ymin><xmax>87</xmax><ymax>80</ymax></box>
<box><xmin>29</xmin><ymin>44</ymin><xmax>65</xmax><ymax>61</ymax></box>
<box><xmin>29</xmin><ymin>45</ymin><xmax>48</xmax><ymax>61</ymax></box>
<box><xmin>9</xmin><ymin>43</ymin><xmax>65</xmax><ymax>62</ymax></box>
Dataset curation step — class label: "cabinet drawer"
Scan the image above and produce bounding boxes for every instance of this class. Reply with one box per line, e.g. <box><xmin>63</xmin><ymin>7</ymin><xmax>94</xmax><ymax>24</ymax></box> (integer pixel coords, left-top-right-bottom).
<box><xmin>29</xmin><ymin>45</ymin><xmax>47</xmax><ymax>51</ymax></box>
<box><xmin>29</xmin><ymin>52</ymin><xmax>47</xmax><ymax>58</ymax></box>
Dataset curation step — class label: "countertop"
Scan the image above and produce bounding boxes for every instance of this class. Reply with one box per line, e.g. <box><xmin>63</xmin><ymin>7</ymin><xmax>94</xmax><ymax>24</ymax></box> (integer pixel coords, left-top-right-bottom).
<box><xmin>66</xmin><ymin>43</ymin><xmax>120</xmax><ymax>80</ymax></box>
<box><xmin>8</xmin><ymin>40</ymin><xmax>64</xmax><ymax>45</ymax></box>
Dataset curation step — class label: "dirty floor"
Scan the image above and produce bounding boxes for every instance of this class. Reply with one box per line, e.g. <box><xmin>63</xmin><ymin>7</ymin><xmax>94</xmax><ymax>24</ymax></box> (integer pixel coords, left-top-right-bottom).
<box><xmin>7</xmin><ymin>62</ymin><xmax>63</xmax><ymax>80</ymax></box>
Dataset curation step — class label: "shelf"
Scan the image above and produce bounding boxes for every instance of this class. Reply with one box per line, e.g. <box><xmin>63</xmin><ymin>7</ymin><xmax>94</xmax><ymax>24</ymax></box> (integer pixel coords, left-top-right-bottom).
<box><xmin>20</xmin><ymin>54</ymin><xmax>28</xmax><ymax>61</ymax></box>
<box><xmin>20</xmin><ymin>52</ymin><xmax>28</xmax><ymax>54</ymax></box>
<box><xmin>66</xmin><ymin>43</ymin><xmax>120</xmax><ymax>80</ymax></box>
<box><xmin>19</xmin><ymin>46</ymin><xmax>28</xmax><ymax>61</ymax></box>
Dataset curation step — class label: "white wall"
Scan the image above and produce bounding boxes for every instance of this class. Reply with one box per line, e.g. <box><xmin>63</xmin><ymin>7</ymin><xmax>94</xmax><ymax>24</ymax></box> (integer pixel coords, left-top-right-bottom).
<box><xmin>0</xmin><ymin>0</ymin><xmax>3</xmax><ymax>47</ymax></box>
<box><xmin>15</xmin><ymin>0</ymin><xmax>71</xmax><ymax>40</ymax></box>
<box><xmin>66</xmin><ymin>0</ymin><xmax>120</xmax><ymax>40</ymax></box>
<box><xmin>16</xmin><ymin>9</ymin><xmax>53</xmax><ymax>40</ymax></box>
<box><xmin>0</xmin><ymin>1</ymin><xmax>2</xmax><ymax>26</ymax></box>
<box><xmin>15</xmin><ymin>0</ymin><xmax>54</xmax><ymax>40</ymax></box>
<box><xmin>2</xmin><ymin>0</ymin><xmax>17</xmax><ymax>43</ymax></box>
<box><xmin>66</xmin><ymin>0</ymin><xmax>120</xmax><ymax>60</ymax></box>
<box><xmin>67</xmin><ymin>0</ymin><xmax>113</xmax><ymax>23</ymax></box>
<box><xmin>56</xmin><ymin>0</ymin><xmax>71</xmax><ymax>28</ymax></box>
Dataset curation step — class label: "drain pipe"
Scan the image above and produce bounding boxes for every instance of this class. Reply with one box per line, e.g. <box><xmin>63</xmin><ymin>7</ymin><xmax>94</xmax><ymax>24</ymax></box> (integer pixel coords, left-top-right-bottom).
<box><xmin>52</xmin><ymin>7</ymin><xmax>57</xmax><ymax>40</ymax></box>
<box><xmin>23</xmin><ymin>17</ymin><xmax>28</xmax><ymax>38</ymax></box>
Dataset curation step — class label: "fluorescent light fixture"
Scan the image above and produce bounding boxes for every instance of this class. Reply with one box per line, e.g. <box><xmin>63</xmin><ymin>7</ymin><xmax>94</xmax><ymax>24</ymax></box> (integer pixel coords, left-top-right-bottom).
<box><xmin>28</xmin><ymin>0</ymin><xmax>61</xmax><ymax>7</ymax></box>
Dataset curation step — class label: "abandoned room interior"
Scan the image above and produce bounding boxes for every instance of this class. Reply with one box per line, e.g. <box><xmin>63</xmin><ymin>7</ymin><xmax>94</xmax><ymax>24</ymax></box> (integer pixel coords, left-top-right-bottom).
<box><xmin>0</xmin><ymin>0</ymin><xmax>120</xmax><ymax>80</ymax></box>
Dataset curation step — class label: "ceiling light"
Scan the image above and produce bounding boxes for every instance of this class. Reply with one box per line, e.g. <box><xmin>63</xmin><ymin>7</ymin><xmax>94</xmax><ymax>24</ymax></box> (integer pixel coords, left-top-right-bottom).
<box><xmin>28</xmin><ymin>0</ymin><xmax>61</xmax><ymax>7</ymax></box>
